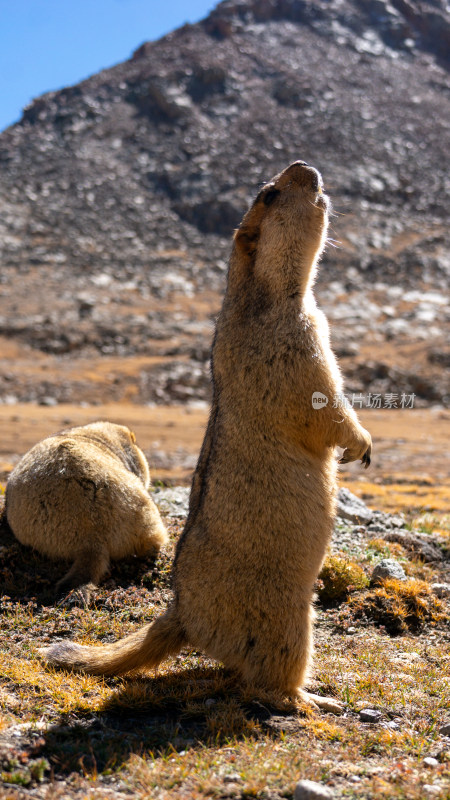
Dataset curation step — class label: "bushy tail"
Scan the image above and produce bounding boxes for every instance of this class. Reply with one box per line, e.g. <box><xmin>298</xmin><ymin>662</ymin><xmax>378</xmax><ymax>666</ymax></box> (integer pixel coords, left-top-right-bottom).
<box><xmin>40</xmin><ymin>604</ymin><xmax>186</xmax><ymax>676</ymax></box>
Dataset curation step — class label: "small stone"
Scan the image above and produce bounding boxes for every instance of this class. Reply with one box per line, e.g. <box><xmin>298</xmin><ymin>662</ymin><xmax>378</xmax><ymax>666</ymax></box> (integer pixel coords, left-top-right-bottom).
<box><xmin>346</xmin><ymin>626</ymin><xmax>357</xmax><ymax>634</ymax></box>
<box><xmin>152</xmin><ymin>486</ymin><xmax>190</xmax><ymax>518</ymax></box>
<box><xmin>359</xmin><ymin>708</ymin><xmax>382</xmax><ymax>723</ymax></box>
<box><xmin>337</xmin><ymin>488</ymin><xmax>373</xmax><ymax>524</ymax></box>
<box><xmin>431</xmin><ymin>583</ymin><xmax>450</xmax><ymax>599</ymax></box>
<box><xmin>367</xmin><ymin>523</ymin><xmax>386</xmax><ymax>533</ymax></box>
<box><xmin>388</xmin><ymin>515</ymin><xmax>405</xmax><ymax>528</ymax></box>
<box><xmin>223</xmin><ymin>772</ymin><xmax>242</xmax><ymax>783</ymax></box>
<box><xmin>384</xmin><ymin>530</ymin><xmax>443</xmax><ymax>563</ymax></box>
<box><xmin>423</xmin><ymin>757</ymin><xmax>439</xmax><ymax>768</ymax></box>
<box><xmin>205</xmin><ymin>698</ymin><xmax>217</xmax><ymax>707</ymax></box>
<box><xmin>39</xmin><ymin>396</ymin><xmax>58</xmax><ymax>406</ymax></box>
<box><xmin>439</xmin><ymin>722</ymin><xmax>450</xmax><ymax>736</ymax></box>
<box><xmin>370</xmin><ymin>559</ymin><xmax>407</xmax><ymax>585</ymax></box>
<box><xmin>294</xmin><ymin>779</ymin><xmax>334</xmax><ymax>799</ymax></box>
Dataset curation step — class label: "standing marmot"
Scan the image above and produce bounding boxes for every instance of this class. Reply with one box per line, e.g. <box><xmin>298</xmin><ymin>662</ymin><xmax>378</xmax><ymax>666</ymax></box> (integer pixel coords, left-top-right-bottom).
<box><xmin>6</xmin><ymin>421</ymin><xmax>167</xmax><ymax>598</ymax></box>
<box><xmin>42</xmin><ymin>163</ymin><xmax>371</xmax><ymax>710</ymax></box>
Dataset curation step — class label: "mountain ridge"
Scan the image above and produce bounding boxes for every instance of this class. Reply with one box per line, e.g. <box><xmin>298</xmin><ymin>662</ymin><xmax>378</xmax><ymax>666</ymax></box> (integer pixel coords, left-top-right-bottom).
<box><xmin>0</xmin><ymin>0</ymin><xmax>448</xmax><ymax>406</ymax></box>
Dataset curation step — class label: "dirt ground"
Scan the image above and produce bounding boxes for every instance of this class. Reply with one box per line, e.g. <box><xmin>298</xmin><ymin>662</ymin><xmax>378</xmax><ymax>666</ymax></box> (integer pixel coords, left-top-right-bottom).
<box><xmin>0</xmin><ymin>402</ymin><xmax>449</xmax><ymax>513</ymax></box>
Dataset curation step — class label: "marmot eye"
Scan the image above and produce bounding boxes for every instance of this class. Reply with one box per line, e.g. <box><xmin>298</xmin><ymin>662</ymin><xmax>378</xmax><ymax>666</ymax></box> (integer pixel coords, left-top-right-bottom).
<box><xmin>263</xmin><ymin>189</ymin><xmax>280</xmax><ymax>206</ymax></box>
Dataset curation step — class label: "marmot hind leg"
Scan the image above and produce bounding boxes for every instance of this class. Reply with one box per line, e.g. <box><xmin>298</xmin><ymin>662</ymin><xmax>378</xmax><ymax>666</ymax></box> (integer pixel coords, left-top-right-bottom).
<box><xmin>301</xmin><ymin>691</ymin><xmax>343</xmax><ymax>714</ymax></box>
<box><xmin>56</xmin><ymin>544</ymin><xmax>110</xmax><ymax>602</ymax></box>
<box><xmin>239</xmin><ymin>606</ymin><xmax>314</xmax><ymax>696</ymax></box>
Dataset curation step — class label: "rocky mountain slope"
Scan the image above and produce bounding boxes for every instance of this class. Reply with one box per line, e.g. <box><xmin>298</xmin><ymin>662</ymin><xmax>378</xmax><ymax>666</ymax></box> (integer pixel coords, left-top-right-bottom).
<box><xmin>0</xmin><ymin>0</ymin><xmax>448</xmax><ymax>406</ymax></box>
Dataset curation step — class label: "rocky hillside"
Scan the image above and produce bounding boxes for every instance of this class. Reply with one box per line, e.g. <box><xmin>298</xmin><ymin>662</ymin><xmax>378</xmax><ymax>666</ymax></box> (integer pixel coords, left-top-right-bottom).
<box><xmin>0</xmin><ymin>0</ymin><xmax>448</xmax><ymax>406</ymax></box>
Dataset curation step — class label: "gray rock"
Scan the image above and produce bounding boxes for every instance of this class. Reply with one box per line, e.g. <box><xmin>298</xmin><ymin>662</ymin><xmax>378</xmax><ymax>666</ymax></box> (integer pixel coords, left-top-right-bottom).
<box><xmin>383</xmin><ymin>530</ymin><xmax>444</xmax><ymax>563</ymax></box>
<box><xmin>367</xmin><ymin>523</ymin><xmax>387</xmax><ymax>533</ymax></box>
<box><xmin>382</xmin><ymin>720</ymin><xmax>400</xmax><ymax>730</ymax></box>
<box><xmin>337</xmin><ymin>488</ymin><xmax>373</xmax><ymax>524</ymax></box>
<box><xmin>439</xmin><ymin>722</ymin><xmax>450</xmax><ymax>736</ymax></box>
<box><xmin>431</xmin><ymin>583</ymin><xmax>450</xmax><ymax>598</ymax></box>
<box><xmin>152</xmin><ymin>486</ymin><xmax>190</xmax><ymax>518</ymax></box>
<box><xmin>423</xmin><ymin>757</ymin><xmax>439</xmax><ymax>768</ymax></box>
<box><xmin>294</xmin><ymin>780</ymin><xmax>334</xmax><ymax>800</ymax></box>
<box><xmin>359</xmin><ymin>708</ymin><xmax>382</xmax><ymax>723</ymax></box>
<box><xmin>223</xmin><ymin>772</ymin><xmax>242</xmax><ymax>784</ymax></box>
<box><xmin>387</xmin><ymin>515</ymin><xmax>406</xmax><ymax>528</ymax></box>
<box><xmin>370</xmin><ymin>559</ymin><xmax>407</xmax><ymax>585</ymax></box>
<box><xmin>38</xmin><ymin>395</ymin><xmax>58</xmax><ymax>406</ymax></box>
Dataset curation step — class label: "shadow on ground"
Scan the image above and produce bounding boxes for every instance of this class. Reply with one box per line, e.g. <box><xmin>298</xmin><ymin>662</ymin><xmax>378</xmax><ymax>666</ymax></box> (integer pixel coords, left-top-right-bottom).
<box><xmin>35</xmin><ymin>668</ymin><xmax>301</xmax><ymax>776</ymax></box>
<box><xmin>0</xmin><ymin>513</ymin><xmax>162</xmax><ymax>606</ymax></box>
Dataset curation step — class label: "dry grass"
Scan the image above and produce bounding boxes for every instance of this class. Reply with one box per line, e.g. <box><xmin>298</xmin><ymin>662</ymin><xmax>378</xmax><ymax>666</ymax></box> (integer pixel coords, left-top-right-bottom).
<box><xmin>0</xmin><ymin>488</ymin><xmax>449</xmax><ymax>799</ymax></box>
<box><xmin>340</xmin><ymin>475</ymin><xmax>450</xmax><ymax>517</ymax></box>
<box><xmin>345</xmin><ymin>578</ymin><xmax>447</xmax><ymax>635</ymax></box>
<box><xmin>317</xmin><ymin>555</ymin><xmax>369</xmax><ymax>603</ymax></box>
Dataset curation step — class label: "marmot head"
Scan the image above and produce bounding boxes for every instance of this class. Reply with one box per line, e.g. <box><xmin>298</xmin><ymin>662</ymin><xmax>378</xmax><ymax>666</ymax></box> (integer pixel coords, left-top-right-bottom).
<box><xmin>230</xmin><ymin>161</ymin><xmax>329</xmax><ymax>301</ymax></box>
<box><xmin>104</xmin><ymin>423</ymin><xmax>151</xmax><ymax>488</ymax></box>
<box><xmin>58</xmin><ymin>422</ymin><xmax>151</xmax><ymax>489</ymax></box>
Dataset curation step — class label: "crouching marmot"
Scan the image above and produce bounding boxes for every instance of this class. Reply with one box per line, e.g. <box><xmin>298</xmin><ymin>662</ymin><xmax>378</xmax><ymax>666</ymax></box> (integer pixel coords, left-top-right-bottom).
<box><xmin>6</xmin><ymin>421</ymin><xmax>167</xmax><ymax>598</ymax></box>
<box><xmin>41</xmin><ymin>162</ymin><xmax>371</xmax><ymax>711</ymax></box>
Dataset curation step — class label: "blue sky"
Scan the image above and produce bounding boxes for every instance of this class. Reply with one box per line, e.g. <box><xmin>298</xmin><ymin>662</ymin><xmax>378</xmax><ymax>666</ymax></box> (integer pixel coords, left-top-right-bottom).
<box><xmin>0</xmin><ymin>0</ymin><xmax>217</xmax><ymax>133</ymax></box>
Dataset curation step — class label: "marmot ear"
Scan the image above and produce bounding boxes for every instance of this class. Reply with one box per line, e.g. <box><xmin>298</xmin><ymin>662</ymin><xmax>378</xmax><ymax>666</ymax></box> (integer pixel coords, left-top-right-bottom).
<box><xmin>234</xmin><ymin>226</ymin><xmax>259</xmax><ymax>260</ymax></box>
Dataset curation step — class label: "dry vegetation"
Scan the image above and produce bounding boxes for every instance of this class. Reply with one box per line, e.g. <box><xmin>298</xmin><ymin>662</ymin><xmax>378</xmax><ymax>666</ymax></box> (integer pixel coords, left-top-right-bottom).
<box><xmin>0</xmin><ymin>480</ymin><xmax>449</xmax><ymax>800</ymax></box>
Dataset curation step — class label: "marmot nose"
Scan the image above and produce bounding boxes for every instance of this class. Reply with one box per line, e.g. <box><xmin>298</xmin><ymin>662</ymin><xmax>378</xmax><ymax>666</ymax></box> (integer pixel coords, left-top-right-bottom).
<box><xmin>285</xmin><ymin>161</ymin><xmax>322</xmax><ymax>191</ymax></box>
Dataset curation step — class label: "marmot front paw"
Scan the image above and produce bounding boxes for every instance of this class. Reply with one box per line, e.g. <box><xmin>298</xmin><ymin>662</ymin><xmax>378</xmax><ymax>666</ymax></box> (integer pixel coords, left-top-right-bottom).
<box><xmin>339</xmin><ymin>431</ymin><xmax>372</xmax><ymax>469</ymax></box>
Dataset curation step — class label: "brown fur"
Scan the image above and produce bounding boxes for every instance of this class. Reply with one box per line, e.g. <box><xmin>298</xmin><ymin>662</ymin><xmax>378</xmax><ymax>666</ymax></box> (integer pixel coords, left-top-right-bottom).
<box><xmin>41</xmin><ymin>163</ymin><xmax>371</xmax><ymax>710</ymax></box>
<box><xmin>6</xmin><ymin>421</ymin><xmax>168</xmax><ymax>598</ymax></box>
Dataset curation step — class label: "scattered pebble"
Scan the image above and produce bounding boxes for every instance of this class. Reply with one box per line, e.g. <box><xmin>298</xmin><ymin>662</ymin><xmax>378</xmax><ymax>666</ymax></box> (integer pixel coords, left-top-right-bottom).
<box><xmin>367</xmin><ymin>523</ymin><xmax>386</xmax><ymax>534</ymax></box>
<box><xmin>223</xmin><ymin>772</ymin><xmax>243</xmax><ymax>783</ymax></box>
<box><xmin>423</xmin><ymin>757</ymin><xmax>439</xmax><ymax>768</ymax></box>
<box><xmin>152</xmin><ymin>486</ymin><xmax>190</xmax><ymax>518</ymax></box>
<box><xmin>431</xmin><ymin>583</ymin><xmax>450</xmax><ymax>598</ymax></box>
<box><xmin>38</xmin><ymin>396</ymin><xmax>58</xmax><ymax>406</ymax></box>
<box><xmin>336</xmin><ymin>488</ymin><xmax>373</xmax><ymax>524</ymax></box>
<box><xmin>370</xmin><ymin>559</ymin><xmax>407</xmax><ymax>585</ymax></box>
<box><xmin>383</xmin><ymin>529</ymin><xmax>444</xmax><ymax>563</ymax></box>
<box><xmin>388</xmin><ymin>515</ymin><xmax>406</xmax><ymax>529</ymax></box>
<box><xmin>294</xmin><ymin>779</ymin><xmax>334</xmax><ymax>799</ymax></box>
<box><xmin>359</xmin><ymin>708</ymin><xmax>382</xmax><ymax>723</ymax></box>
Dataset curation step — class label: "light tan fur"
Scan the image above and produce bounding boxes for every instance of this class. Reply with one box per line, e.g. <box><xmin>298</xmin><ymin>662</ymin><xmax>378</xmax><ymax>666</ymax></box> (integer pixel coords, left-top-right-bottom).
<box><xmin>6</xmin><ymin>421</ymin><xmax>168</xmax><ymax>598</ymax></box>
<box><xmin>41</xmin><ymin>163</ymin><xmax>371</xmax><ymax>710</ymax></box>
